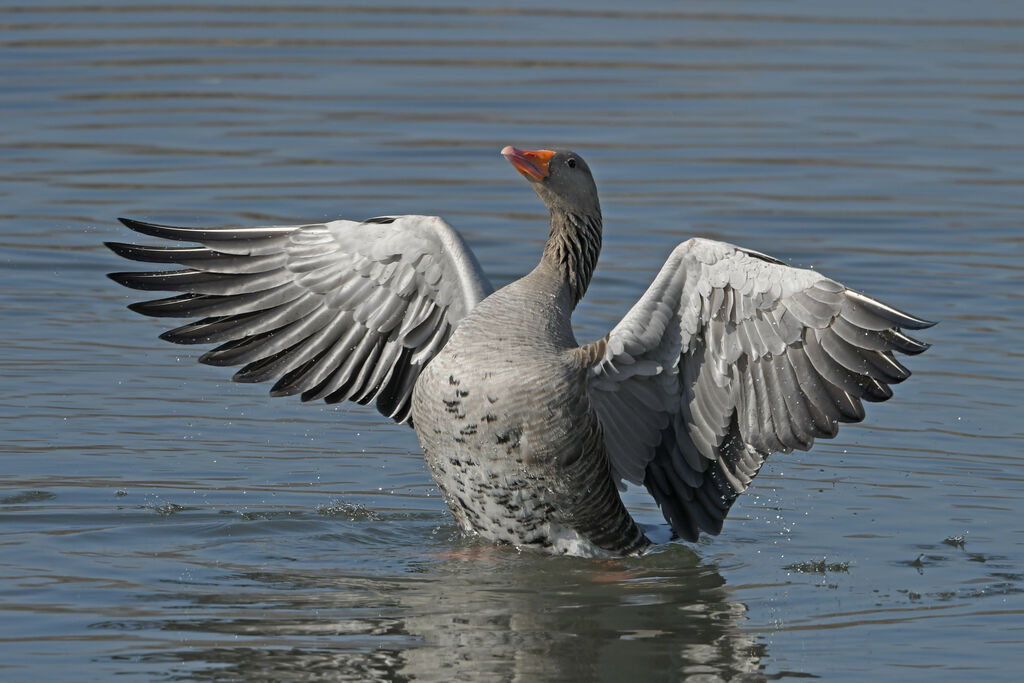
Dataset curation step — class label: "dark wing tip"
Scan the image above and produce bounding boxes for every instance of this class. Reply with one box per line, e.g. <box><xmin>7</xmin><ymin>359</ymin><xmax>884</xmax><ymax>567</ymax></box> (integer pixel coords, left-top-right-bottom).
<box><xmin>107</xmin><ymin>271</ymin><xmax>136</xmax><ymax>287</ymax></box>
<box><xmin>118</xmin><ymin>216</ymin><xmax>166</xmax><ymax>234</ymax></box>
<box><xmin>117</xmin><ymin>217</ymin><xmax>203</xmax><ymax>242</ymax></box>
<box><xmin>106</xmin><ymin>241</ymin><xmax>153</xmax><ymax>262</ymax></box>
<box><xmin>107</xmin><ymin>269</ymin><xmax>205</xmax><ymax>291</ymax></box>
<box><xmin>888</xmin><ymin>310</ymin><xmax>936</xmax><ymax>331</ymax></box>
<box><xmin>845</xmin><ymin>290</ymin><xmax>936</xmax><ymax>331</ymax></box>
<box><xmin>878</xmin><ymin>328</ymin><xmax>931</xmax><ymax>355</ymax></box>
<box><xmin>116</xmin><ymin>216</ymin><xmax>298</xmax><ymax>242</ymax></box>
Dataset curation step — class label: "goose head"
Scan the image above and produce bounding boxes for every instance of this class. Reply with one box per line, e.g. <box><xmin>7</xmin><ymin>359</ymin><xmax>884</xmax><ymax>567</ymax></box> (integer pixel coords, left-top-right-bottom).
<box><xmin>501</xmin><ymin>146</ymin><xmax>601</xmax><ymax>224</ymax></box>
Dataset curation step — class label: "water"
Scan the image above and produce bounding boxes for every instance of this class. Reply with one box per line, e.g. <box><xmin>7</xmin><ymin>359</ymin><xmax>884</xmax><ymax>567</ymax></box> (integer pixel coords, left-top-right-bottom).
<box><xmin>2</xmin><ymin>1</ymin><xmax>1022</xmax><ymax>680</ymax></box>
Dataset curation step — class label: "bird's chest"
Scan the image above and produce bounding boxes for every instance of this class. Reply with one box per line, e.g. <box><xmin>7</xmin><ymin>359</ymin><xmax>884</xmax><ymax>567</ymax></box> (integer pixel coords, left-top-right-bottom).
<box><xmin>409</xmin><ymin>335</ymin><xmax>592</xmax><ymax>548</ymax></box>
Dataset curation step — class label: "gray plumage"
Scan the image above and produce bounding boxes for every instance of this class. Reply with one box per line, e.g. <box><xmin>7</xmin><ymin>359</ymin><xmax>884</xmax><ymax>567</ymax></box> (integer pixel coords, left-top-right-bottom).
<box><xmin>107</xmin><ymin>146</ymin><xmax>932</xmax><ymax>557</ymax></box>
<box><xmin>108</xmin><ymin>214</ymin><xmax>490</xmax><ymax>424</ymax></box>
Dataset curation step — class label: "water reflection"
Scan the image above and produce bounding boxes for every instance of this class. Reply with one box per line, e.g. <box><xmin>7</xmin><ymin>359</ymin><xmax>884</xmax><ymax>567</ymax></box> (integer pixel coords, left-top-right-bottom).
<box><xmin>101</xmin><ymin>545</ymin><xmax>767</xmax><ymax>681</ymax></box>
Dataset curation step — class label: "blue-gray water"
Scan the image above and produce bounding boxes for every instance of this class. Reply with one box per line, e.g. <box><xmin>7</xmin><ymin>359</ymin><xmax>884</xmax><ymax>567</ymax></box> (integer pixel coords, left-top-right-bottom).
<box><xmin>2</xmin><ymin>1</ymin><xmax>1022</xmax><ymax>680</ymax></box>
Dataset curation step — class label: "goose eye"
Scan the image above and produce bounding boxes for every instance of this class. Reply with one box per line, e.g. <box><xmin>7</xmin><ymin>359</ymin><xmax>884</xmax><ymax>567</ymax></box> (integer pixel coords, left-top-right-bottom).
<box><xmin>567</xmin><ymin>158</ymin><xmax>577</xmax><ymax>168</ymax></box>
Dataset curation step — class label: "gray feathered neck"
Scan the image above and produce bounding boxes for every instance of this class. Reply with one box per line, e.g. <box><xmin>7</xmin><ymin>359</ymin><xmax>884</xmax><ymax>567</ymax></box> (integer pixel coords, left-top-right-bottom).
<box><xmin>542</xmin><ymin>209</ymin><xmax>603</xmax><ymax>306</ymax></box>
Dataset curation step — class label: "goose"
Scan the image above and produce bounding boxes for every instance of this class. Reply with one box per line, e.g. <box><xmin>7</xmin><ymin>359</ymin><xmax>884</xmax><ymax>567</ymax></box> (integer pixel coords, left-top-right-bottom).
<box><xmin>107</xmin><ymin>145</ymin><xmax>932</xmax><ymax>557</ymax></box>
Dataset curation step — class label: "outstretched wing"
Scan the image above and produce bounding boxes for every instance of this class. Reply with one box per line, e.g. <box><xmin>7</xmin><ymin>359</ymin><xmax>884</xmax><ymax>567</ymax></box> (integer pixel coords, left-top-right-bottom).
<box><xmin>107</xmin><ymin>215</ymin><xmax>493</xmax><ymax>424</ymax></box>
<box><xmin>585</xmin><ymin>237</ymin><xmax>932</xmax><ymax>541</ymax></box>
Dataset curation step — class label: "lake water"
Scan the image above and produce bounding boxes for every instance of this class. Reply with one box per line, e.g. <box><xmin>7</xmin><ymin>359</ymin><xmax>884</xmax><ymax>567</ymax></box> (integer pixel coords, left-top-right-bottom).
<box><xmin>2</xmin><ymin>1</ymin><xmax>1022</xmax><ymax>680</ymax></box>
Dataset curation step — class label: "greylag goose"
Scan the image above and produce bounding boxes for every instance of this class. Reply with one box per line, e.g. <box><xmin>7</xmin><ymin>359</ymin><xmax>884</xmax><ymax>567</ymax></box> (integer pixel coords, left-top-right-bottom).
<box><xmin>107</xmin><ymin>146</ymin><xmax>932</xmax><ymax>557</ymax></box>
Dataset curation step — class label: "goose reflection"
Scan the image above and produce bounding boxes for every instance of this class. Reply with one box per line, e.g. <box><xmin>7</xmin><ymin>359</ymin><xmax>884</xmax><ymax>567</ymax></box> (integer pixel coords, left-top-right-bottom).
<box><xmin>399</xmin><ymin>546</ymin><xmax>765</xmax><ymax>681</ymax></box>
<box><xmin>104</xmin><ymin>541</ymin><xmax>769</xmax><ymax>681</ymax></box>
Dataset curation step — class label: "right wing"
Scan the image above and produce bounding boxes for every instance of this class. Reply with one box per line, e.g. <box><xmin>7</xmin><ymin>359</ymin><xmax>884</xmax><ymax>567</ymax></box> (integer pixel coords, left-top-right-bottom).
<box><xmin>107</xmin><ymin>215</ymin><xmax>493</xmax><ymax>424</ymax></box>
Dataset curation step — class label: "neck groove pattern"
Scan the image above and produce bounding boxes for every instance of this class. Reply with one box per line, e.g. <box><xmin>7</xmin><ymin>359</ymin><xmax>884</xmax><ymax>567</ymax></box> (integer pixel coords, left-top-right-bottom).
<box><xmin>542</xmin><ymin>211</ymin><xmax>602</xmax><ymax>306</ymax></box>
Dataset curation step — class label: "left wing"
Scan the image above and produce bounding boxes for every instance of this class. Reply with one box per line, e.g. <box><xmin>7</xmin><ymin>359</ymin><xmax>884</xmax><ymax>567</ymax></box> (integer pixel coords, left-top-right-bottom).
<box><xmin>585</xmin><ymin>237</ymin><xmax>933</xmax><ymax>541</ymax></box>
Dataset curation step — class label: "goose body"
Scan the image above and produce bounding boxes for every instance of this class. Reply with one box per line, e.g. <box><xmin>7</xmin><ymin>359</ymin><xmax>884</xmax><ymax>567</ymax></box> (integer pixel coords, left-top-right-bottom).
<box><xmin>413</xmin><ymin>261</ymin><xmax>648</xmax><ymax>556</ymax></box>
<box><xmin>107</xmin><ymin>146</ymin><xmax>932</xmax><ymax>557</ymax></box>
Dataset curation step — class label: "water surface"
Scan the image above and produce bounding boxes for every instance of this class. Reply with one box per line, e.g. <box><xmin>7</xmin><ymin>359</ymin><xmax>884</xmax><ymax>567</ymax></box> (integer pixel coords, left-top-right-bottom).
<box><xmin>2</xmin><ymin>1</ymin><xmax>1023</xmax><ymax>680</ymax></box>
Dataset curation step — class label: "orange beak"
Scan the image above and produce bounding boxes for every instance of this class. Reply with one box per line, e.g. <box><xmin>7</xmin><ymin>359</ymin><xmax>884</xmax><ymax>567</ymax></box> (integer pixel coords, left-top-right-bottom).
<box><xmin>501</xmin><ymin>146</ymin><xmax>554</xmax><ymax>181</ymax></box>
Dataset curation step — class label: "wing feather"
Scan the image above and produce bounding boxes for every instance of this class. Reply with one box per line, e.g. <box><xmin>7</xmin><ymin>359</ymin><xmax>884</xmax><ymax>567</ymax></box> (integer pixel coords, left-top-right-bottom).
<box><xmin>107</xmin><ymin>215</ymin><xmax>493</xmax><ymax>424</ymax></box>
<box><xmin>585</xmin><ymin>237</ymin><xmax>932</xmax><ymax>541</ymax></box>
